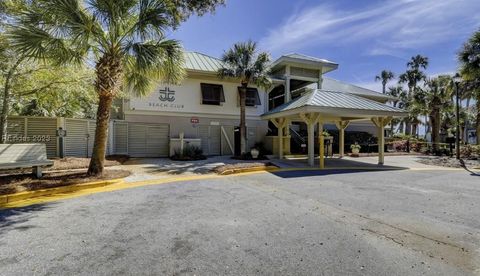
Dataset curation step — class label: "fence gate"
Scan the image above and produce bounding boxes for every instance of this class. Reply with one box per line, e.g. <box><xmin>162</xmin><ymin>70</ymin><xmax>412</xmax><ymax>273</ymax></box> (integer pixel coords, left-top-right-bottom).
<box><xmin>127</xmin><ymin>123</ymin><xmax>169</xmax><ymax>157</ymax></box>
<box><xmin>113</xmin><ymin>121</ymin><xmax>128</xmax><ymax>155</ymax></box>
<box><xmin>198</xmin><ymin>125</ymin><xmax>221</xmax><ymax>156</ymax></box>
<box><xmin>65</xmin><ymin>118</ymin><xmax>96</xmax><ymax>157</ymax></box>
<box><xmin>221</xmin><ymin>126</ymin><xmax>234</xmax><ymax>155</ymax></box>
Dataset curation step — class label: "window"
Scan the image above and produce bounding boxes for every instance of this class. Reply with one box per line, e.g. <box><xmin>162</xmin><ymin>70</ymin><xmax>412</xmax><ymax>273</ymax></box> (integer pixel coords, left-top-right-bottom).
<box><xmin>238</xmin><ymin>87</ymin><xmax>261</xmax><ymax>107</ymax></box>
<box><xmin>201</xmin><ymin>83</ymin><xmax>225</xmax><ymax>105</ymax></box>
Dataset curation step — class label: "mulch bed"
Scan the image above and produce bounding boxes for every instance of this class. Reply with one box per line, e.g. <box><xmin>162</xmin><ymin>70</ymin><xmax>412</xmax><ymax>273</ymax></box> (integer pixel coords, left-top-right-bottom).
<box><xmin>416</xmin><ymin>156</ymin><xmax>480</xmax><ymax>168</ymax></box>
<box><xmin>2</xmin><ymin>156</ymin><xmax>129</xmax><ymax>176</ymax></box>
<box><xmin>48</xmin><ymin>155</ymin><xmax>129</xmax><ymax>171</ymax></box>
<box><xmin>213</xmin><ymin>162</ymin><xmax>276</xmax><ymax>174</ymax></box>
<box><xmin>0</xmin><ymin>169</ymin><xmax>131</xmax><ymax>196</ymax></box>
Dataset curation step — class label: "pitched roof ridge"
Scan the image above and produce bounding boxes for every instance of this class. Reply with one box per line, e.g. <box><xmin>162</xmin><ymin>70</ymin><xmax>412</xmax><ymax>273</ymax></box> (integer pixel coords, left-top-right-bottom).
<box><xmin>323</xmin><ymin>77</ymin><xmax>383</xmax><ymax>94</ymax></box>
<box><xmin>185</xmin><ymin>51</ymin><xmax>222</xmax><ymax>62</ymax></box>
<box><xmin>306</xmin><ymin>88</ymin><xmax>318</xmax><ymax>104</ymax></box>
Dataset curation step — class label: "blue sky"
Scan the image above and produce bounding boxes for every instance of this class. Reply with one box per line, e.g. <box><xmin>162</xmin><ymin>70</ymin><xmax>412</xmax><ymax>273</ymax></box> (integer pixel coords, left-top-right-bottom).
<box><xmin>171</xmin><ymin>0</ymin><xmax>480</xmax><ymax>92</ymax></box>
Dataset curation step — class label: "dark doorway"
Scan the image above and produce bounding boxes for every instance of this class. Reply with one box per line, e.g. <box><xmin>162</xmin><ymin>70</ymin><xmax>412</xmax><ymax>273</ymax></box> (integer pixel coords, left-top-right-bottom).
<box><xmin>234</xmin><ymin>127</ymin><xmax>241</xmax><ymax>156</ymax></box>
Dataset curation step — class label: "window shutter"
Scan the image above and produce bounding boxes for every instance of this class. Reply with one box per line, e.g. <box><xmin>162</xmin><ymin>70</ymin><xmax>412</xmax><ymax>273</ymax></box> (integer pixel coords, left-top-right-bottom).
<box><xmin>201</xmin><ymin>83</ymin><xmax>225</xmax><ymax>105</ymax></box>
<box><xmin>238</xmin><ymin>87</ymin><xmax>261</xmax><ymax>106</ymax></box>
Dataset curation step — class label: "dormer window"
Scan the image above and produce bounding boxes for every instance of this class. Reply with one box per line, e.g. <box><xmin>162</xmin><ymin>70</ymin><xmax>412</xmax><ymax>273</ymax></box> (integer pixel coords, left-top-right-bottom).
<box><xmin>201</xmin><ymin>83</ymin><xmax>225</xmax><ymax>105</ymax></box>
<box><xmin>238</xmin><ymin>87</ymin><xmax>261</xmax><ymax>107</ymax></box>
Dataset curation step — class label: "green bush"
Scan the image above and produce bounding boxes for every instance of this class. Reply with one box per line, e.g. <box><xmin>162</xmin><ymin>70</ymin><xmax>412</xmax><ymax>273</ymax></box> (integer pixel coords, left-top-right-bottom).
<box><xmin>171</xmin><ymin>145</ymin><xmax>206</xmax><ymax>161</ymax></box>
<box><xmin>460</xmin><ymin>144</ymin><xmax>480</xmax><ymax>159</ymax></box>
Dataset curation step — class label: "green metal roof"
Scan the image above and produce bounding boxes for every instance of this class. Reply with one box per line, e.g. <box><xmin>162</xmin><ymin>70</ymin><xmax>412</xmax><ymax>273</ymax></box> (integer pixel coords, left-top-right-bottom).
<box><xmin>184</xmin><ymin>51</ymin><xmax>396</xmax><ymax>102</ymax></box>
<box><xmin>321</xmin><ymin>77</ymin><xmax>394</xmax><ymax>101</ymax></box>
<box><xmin>283</xmin><ymin>53</ymin><xmax>337</xmax><ymax>65</ymax></box>
<box><xmin>262</xmin><ymin>89</ymin><xmax>406</xmax><ymax>117</ymax></box>
<box><xmin>184</xmin><ymin>51</ymin><xmax>223</xmax><ymax>73</ymax></box>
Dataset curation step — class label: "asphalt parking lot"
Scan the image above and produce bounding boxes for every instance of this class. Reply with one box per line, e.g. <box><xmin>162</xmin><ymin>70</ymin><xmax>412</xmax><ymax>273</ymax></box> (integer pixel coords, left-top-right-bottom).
<box><xmin>0</xmin><ymin>169</ymin><xmax>479</xmax><ymax>275</ymax></box>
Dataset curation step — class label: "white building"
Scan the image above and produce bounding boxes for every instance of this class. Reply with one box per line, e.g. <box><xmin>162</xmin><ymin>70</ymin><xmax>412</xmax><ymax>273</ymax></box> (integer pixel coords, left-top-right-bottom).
<box><xmin>114</xmin><ymin>52</ymin><xmax>406</xmax><ymax>165</ymax></box>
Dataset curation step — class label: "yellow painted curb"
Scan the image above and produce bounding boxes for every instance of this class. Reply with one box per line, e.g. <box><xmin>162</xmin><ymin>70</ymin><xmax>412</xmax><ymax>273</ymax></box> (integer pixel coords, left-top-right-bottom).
<box><xmin>218</xmin><ymin>166</ymin><xmax>278</xmax><ymax>175</ymax></box>
<box><xmin>0</xmin><ymin>178</ymin><xmax>124</xmax><ymax>206</ymax></box>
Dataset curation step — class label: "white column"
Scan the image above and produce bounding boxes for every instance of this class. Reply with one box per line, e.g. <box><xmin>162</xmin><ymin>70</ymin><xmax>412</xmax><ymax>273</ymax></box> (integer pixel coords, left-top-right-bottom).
<box><xmin>378</xmin><ymin>124</ymin><xmax>385</xmax><ymax>165</ymax></box>
<box><xmin>307</xmin><ymin>122</ymin><xmax>315</xmax><ymax>166</ymax></box>
<box><xmin>278</xmin><ymin>122</ymin><xmax>284</xmax><ymax>159</ymax></box>
<box><xmin>318</xmin><ymin>121</ymin><xmax>325</xmax><ymax>169</ymax></box>
<box><xmin>285</xmin><ymin>77</ymin><xmax>291</xmax><ymax>103</ymax></box>
<box><xmin>335</xmin><ymin>121</ymin><xmax>350</xmax><ymax>158</ymax></box>
<box><xmin>285</xmin><ymin>65</ymin><xmax>291</xmax><ymax>103</ymax></box>
<box><xmin>339</xmin><ymin>128</ymin><xmax>345</xmax><ymax>158</ymax></box>
<box><xmin>317</xmin><ymin>71</ymin><xmax>323</xmax><ymax>89</ymax></box>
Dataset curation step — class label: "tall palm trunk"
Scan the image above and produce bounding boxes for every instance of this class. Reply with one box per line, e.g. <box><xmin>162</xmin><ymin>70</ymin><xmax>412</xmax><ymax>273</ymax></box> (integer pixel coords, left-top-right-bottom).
<box><xmin>476</xmin><ymin>98</ymin><xmax>480</xmax><ymax>145</ymax></box>
<box><xmin>0</xmin><ymin>56</ymin><xmax>25</xmax><ymax>144</ymax></box>
<box><xmin>239</xmin><ymin>84</ymin><xmax>247</xmax><ymax>155</ymax></box>
<box><xmin>430</xmin><ymin>108</ymin><xmax>440</xmax><ymax>152</ymax></box>
<box><xmin>463</xmin><ymin>98</ymin><xmax>470</xmax><ymax>144</ymax></box>
<box><xmin>405</xmin><ymin>87</ymin><xmax>413</xmax><ymax>135</ymax></box>
<box><xmin>88</xmin><ymin>54</ymin><xmax>122</xmax><ymax>175</ymax></box>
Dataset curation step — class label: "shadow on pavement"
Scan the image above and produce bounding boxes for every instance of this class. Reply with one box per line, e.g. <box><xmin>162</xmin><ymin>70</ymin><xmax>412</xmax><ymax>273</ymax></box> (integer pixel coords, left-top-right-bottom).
<box><xmin>0</xmin><ymin>203</ymin><xmax>54</xmax><ymax>233</ymax></box>
<box><xmin>460</xmin><ymin>159</ymin><xmax>480</xmax><ymax>177</ymax></box>
<box><xmin>270</xmin><ymin>167</ymin><xmax>407</xmax><ymax>178</ymax></box>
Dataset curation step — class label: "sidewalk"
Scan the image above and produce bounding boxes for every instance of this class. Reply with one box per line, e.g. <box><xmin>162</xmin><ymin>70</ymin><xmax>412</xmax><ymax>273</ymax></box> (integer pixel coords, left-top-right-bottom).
<box><xmin>113</xmin><ymin>156</ymin><xmax>271</xmax><ymax>183</ymax></box>
<box><xmin>114</xmin><ymin>155</ymin><xmax>459</xmax><ymax>184</ymax></box>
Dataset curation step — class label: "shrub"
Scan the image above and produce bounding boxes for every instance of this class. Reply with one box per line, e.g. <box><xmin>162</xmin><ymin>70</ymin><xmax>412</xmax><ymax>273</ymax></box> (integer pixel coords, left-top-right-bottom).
<box><xmin>350</xmin><ymin>143</ymin><xmax>361</xmax><ymax>150</ymax></box>
<box><xmin>460</xmin><ymin>145</ymin><xmax>480</xmax><ymax>159</ymax></box>
<box><xmin>171</xmin><ymin>145</ymin><xmax>206</xmax><ymax>161</ymax></box>
<box><xmin>393</xmin><ymin>140</ymin><xmax>408</xmax><ymax>151</ymax></box>
<box><xmin>252</xmin><ymin>142</ymin><xmax>271</xmax><ymax>157</ymax></box>
<box><xmin>410</xmin><ymin>142</ymin><xmax>422</xmax><ymax>152</ymax></box>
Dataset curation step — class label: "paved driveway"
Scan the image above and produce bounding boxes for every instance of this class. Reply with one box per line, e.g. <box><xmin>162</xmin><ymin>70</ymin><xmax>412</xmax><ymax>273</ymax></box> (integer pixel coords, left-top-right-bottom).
<box><xmin>0</xmin><ymin>169</ymin><xmax>479</xmax><ymax>275</ymax></box>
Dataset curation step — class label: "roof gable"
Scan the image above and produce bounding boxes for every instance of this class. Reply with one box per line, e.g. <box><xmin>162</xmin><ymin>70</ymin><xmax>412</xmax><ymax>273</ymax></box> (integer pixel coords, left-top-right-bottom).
<box><xmin>263</xmin><ymin>89</ymin><xmax>406</xmax><ymax>117</ymax></box>
<box><xmin>184</xmin><ymin>52</ymin><xmax>224</xmax><ymax>73</ymax></box>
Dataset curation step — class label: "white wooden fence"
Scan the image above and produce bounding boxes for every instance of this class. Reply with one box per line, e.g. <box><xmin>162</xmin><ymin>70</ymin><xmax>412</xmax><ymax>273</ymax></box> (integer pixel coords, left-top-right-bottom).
<box><xmin>5</xmin><ymin>116</ymin><xmax>112</xmax><ymax>158</ymax></box>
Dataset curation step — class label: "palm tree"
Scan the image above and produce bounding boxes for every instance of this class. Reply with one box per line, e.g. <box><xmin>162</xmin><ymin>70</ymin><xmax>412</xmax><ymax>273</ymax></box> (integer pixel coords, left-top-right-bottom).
<box><xmin>8</xmin><ymin>0</ymin><xmax>223</xmax><ymax>175</ymax></box>
<box><xmin>398</xmin><ymin>55</ymin><xmax>429</xmax><ymax>135</ymax></box>
<box><xmin>400</xmin><ymin>55</ymin><xmax>429</xmax><ymax>95</ymax></box>
<box><xmin>218</xmin><ymin>41</ymin><xmax>271</xmax><ymax>156</ymax></box>
<box><xmin>375</xmin><ymin>70</ymin><xmax>395</xmax><ymax>94</ymax></box>
<box><xmin>386</xmin><ymin>86</ymin><xmax>407</xmax><ymax>135</ymax></box>
<box><xmin>458</xmin><ymin>29</ymin><xmax>480</xmax><ymax>145</ymax></box>
<box><xmin>414</xmin><ymin>76</ymin><xmax>453</xmax><ymax>151</ymax></box>
<box><xmin>407</xmin><ymin>55</ymin><xmax>429</xmax><ymax>70</ymax></box>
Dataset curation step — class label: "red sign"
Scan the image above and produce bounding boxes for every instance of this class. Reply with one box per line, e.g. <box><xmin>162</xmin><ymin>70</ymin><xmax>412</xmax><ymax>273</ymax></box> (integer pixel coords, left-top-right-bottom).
<box><xmin>190</xmin><ymin>117</ymin><xmax>199</xmax><ymax>124</ymax></box>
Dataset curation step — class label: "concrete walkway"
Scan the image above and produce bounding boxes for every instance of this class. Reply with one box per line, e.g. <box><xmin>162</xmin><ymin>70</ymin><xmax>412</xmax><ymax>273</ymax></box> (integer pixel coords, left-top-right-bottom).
<box><xmin>112</xmin><ymin>155</ymin><xmax>455</xmax><ymax>184</ymax></box>
<box><xmin>114</xmin><ymin>156</ymin><xmax>269</xmax><ymax>183</ymax></box>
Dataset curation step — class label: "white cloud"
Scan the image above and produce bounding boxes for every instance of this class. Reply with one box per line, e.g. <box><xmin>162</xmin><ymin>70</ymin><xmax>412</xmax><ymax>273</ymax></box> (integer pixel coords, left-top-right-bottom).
<box><xmin>260</xmin><ymin>0</ymin><xmax>480</xmax><ymax>56</ymax></box>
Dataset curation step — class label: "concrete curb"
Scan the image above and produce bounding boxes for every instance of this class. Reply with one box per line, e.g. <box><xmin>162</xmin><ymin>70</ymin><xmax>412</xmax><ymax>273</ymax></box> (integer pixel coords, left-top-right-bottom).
<box><xmin>0</xmin><ymin>178</ymin><xmax>124</xmax><ymax>206</ymax></box>
<box><xmin>218</xmin><ymin>166</ymin><xmax>279</xmax><ymax>175</ymax></box>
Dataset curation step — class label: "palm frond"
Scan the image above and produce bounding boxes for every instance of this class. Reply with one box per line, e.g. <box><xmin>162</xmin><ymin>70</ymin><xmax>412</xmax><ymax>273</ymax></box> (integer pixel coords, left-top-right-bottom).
<box><xmin>7</xmin><ymin>0</ymin><xmax>100</xmax><ymax>64</ymax></box>
<box><xmin>218</xmin><ymin>40</ymin><xmax>270</xmax><ymax>88</ymax></box>
<box><xmin>135</xmin><ymin>0</ymin><xmax>173</xmax><ymax>39</ymax></box>
<box><xmin>124</xmin><ymin>38</ymin><xmax>185</xmax><ymax>96</ymax></box>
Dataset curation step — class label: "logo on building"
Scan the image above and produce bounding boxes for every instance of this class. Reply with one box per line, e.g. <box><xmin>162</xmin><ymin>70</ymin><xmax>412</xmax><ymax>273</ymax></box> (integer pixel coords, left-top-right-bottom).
<box><xmin>159</xmin><ymin>87</ymin><xmax>175</xmax><ymax>102</ymax></box>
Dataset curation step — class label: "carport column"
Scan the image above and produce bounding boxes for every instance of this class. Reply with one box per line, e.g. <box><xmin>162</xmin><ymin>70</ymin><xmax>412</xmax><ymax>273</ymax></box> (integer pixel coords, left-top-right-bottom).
<box><xmin>371</xmin><ymin>117</ymin><xmax>392</xmax><ymax>165</ymax></box>
<box><xmin>300</xmin><ymin>113</ymin><xmax>320</xmax><ymax>167</ymax></box>
<box><xmin>271</xmin><ymin>118</ymin><xmax>288</xmax><ymax>159</ymax></box>
<box><xmin>278</xmin><ymin>124</ymin><xmax>284</xmax><ymax>159</ymax></box>
<box><xmin>307</xmin><ymin>122</ymin><xmax>315</xmax><ymax>166</ymax></box>
<box><xmin>378</xmin><ymin>124</ymin><xmax>385</xmax><ymax>165</ymax></box>
<box><xmin>318</xmin><ymin>121</ymin><xmax>325</xmax><ymax>169</ymax></box>
<box><xmin>335</xmin><ymin>121</ymin><xmax>350</xmax><ymax>158</ymax></box>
